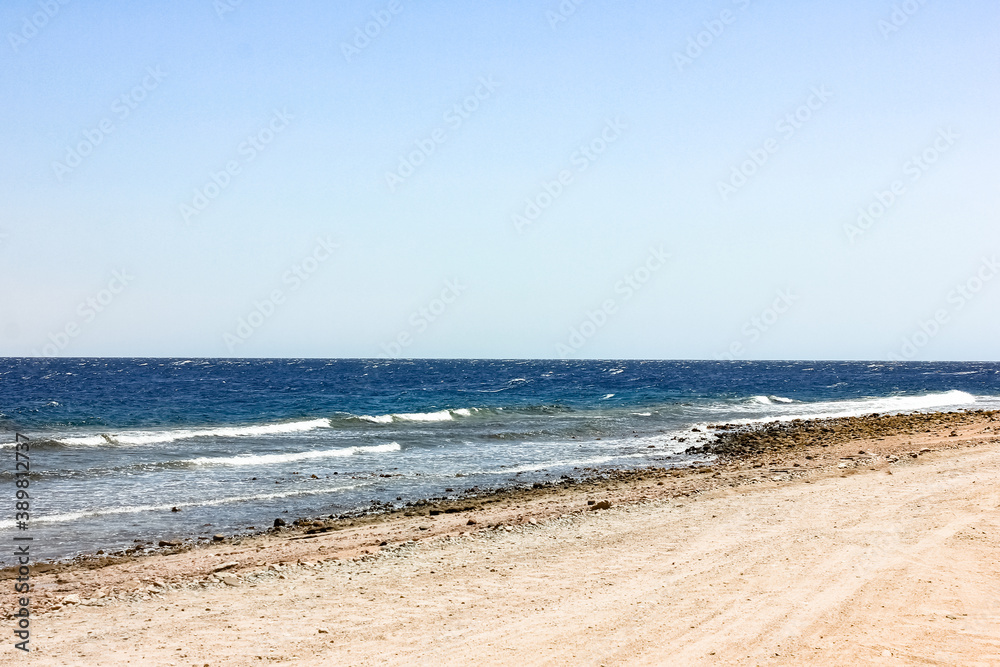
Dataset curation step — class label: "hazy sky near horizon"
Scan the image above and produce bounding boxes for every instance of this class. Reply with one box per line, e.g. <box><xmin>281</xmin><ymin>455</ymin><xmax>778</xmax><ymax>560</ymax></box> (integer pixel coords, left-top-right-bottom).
<box><xmin>1</xmin><ymin>0</ymin><xmax>998</xmax><ymax>360</ymax></box>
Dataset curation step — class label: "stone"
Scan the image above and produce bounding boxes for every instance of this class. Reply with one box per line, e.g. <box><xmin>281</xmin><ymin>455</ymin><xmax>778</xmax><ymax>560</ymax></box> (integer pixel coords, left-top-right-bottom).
<box><xmin>158</xmin><ymin>540</ymin><xmax>180</xmax><ymax>547</ymax></box>
<box><xmin>62</xmin><ymin>594</ymin><xmax>81</xmax><ymax>605</ymax></box>
<box><xmin>466</xmin><ymin>519</ymin><xmax>476</xmax><ymax>526</ymax></box>
<box><xmin>220</xmin><ymin>575</ymin><xmax>238</xmax><ymax>586</ymax></box>
<box><xmin>212</xmin><ymin>534</ymin><xmax>226</xmax><ymax>541</ymax></box>
<box><xmin>273</xmin><ymin>518</ymin><xmax>286</xmax><ymax>527</ymax></box>
<box><xmin>590</xmin><ymin>500</ymin><xmax>612</xmax><ymax>511</ymax></box>
<box><xmin>318</xmin><ymin>628</ymin><xmax>330</xmax><ymax>634</ymax></box>
<box><xmin>212</xmin><ymin>562</ymin><xmax>238</xmax><ymax>572</ymax></box>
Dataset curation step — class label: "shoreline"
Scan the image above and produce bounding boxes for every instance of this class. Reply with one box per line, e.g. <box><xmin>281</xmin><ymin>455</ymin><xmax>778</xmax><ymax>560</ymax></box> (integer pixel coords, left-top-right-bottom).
<box><xmin>2</xmin><ymin>408</ymin><xmax>997</xmax><ymax>617</ymax></box>
<box><xmin>8</xmin><ymin>408</ymin><xmax>1000</xmax><ymax>664</ymax></box>
<box><xmin>3</xmin><ymin>404</ymin><xmax>990</xmax><ymax>567</ymax></box>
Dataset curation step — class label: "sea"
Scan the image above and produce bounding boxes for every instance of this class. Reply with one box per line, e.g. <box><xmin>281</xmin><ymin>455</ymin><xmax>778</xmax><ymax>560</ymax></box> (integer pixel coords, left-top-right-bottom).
<box><xmin>1</xmin><ymin>358</ymin><xmax>998</xmax><ymax>565</ymax></box>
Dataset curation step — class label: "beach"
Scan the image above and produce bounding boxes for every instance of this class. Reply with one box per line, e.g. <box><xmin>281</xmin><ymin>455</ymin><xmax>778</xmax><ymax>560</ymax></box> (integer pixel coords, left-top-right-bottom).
<box><xmin>6</xmin><ymin>409</ymin><xmax>999</xmax><ymax>665</ymax></box>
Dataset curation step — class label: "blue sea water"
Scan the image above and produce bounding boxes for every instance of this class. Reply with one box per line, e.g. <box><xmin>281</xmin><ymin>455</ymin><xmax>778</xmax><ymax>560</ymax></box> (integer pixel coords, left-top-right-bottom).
<box><xmin>1</xmin><ymin>358</ymin><xmax>998</xmax><ymax>564</ymax></box>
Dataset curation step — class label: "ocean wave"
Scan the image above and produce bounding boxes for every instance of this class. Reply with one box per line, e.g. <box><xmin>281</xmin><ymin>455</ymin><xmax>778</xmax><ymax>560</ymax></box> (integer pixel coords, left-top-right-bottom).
<box><xmin>474</xmin><ymin>377</ymin><xmax>528</xmax><ymax>393</ymax></box>
<box><xmin>356</xmin><ymin>408</ymin><xmax>476</xmax><ymax>423</ymax></box>
<box><xmin>50</xmin><ymin>418</ymin><xmax>333</xmax><ymax>447</ymax></box>
<box><xmin>0</xmin><ymin>483</ymin><xmax>364</xmax><ymax>530</ymax></box>
<box><xmin>350</xmin><ymin>404</ymin><xmax>572</xmax><ymax>423</ymax></box>
<box><xmin>357</xmin><ymin>414</ymin><xmax>393</xmax><ymax>424</ymax></box>
<box><xmin>189</xmin><ymin>442</ymin><xmax>401</xmax><ymax>466</ymax></box>
<box><xmin>751</xmin><ymin>395</ymin><xmax>795</xmax><ymax>405</ymax></box>
<box><xmin>730</xmin><ymin>390</ymin><xmax>980</xmax><ymax>424</ymax></box>
<box><xmin>396</xmin><ymin>410</ymin><xmax>456</xmax><ymax>422</ymax></box>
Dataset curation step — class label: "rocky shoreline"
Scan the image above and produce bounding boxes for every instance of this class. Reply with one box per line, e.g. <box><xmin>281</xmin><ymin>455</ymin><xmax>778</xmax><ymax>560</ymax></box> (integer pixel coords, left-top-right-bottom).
<box><xmin>694</xmin><ymin>408</ymin><xmax>998</xmax><ymax>459</ymax></box>
<box><xmin>2</xmin><ymin>408</ymin><xmax>998</xmax><ymax>617</ymax></box>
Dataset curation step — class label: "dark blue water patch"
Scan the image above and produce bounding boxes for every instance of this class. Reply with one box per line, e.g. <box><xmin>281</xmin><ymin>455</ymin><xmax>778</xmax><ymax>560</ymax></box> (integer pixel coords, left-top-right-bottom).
<box><xmin>1</xmin><ymin>359</ymin><xmax>998</xmax><ymax>432</ymax></box>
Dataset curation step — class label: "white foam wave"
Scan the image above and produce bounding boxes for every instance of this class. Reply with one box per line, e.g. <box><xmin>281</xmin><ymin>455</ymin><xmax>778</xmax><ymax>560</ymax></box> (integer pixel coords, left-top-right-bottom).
<box><xmin>357</xmin><ymin>414</ymin><xmax>393</xmax><ymax>424</ymax></box>
<box><xmin>751</xmin><ymin>395</ymin><xmax>793</xmax><ymax>405</ymax></box>
<box><xmin>0</xmin><ymin>483</ymin><xmax>364</xmax><ymax>530</ymax></box>
<box><xmin>189</xmin><ymin>442</ymin><xmax>401</xmax><ymax>466</ymax></box>
<box><xmin>395</xmin><ymin>410</ymin><xmax>454</xmax><ymax>421</ymax></box>
<box><xmin>357</xmin><ymin>408</ymin><xmax>476</xmax><ymax>423</ymax></box>
<box><xmin>55</xmin><ymin>434</ymin><xmax>115</xmax><ymax>446</ymax></box>
<box><xmin>53</xmin><ymin>418</ymin><xmax>332</xmax><ymax>447</ymax></box>
<box><xmin>730</xmin><ymin>390</ymin><xmax>980</xmax><ymax>424</ymax></box>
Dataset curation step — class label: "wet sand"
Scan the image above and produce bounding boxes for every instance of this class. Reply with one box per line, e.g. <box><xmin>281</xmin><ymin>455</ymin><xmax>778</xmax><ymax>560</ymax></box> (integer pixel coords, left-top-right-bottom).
<box><xmin>5</xmin><ymin>410</ymin><xmax>1000</xmax><ymax>665</ymax></box>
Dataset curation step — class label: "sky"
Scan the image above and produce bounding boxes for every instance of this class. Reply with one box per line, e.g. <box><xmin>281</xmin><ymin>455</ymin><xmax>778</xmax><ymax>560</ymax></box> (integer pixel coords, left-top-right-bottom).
<box><xmin>1</xmin><ymin>0</ymin><xmax>998</xmax><ymax>360</ymax></box>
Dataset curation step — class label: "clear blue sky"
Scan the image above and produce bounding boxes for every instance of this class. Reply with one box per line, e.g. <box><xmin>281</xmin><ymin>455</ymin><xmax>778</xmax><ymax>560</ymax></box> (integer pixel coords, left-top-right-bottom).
<box><xmin>1</xmin><ymin>0</ymin><xmax>997</xmax><ymax>359</ymax></box>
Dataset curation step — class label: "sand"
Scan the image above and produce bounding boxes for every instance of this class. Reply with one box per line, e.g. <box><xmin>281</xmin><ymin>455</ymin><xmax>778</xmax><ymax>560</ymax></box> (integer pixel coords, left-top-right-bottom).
<box><xmin>7</xmin><ymin>411</ymin><xmax>1000</xmax><ymax>665</ymax></box>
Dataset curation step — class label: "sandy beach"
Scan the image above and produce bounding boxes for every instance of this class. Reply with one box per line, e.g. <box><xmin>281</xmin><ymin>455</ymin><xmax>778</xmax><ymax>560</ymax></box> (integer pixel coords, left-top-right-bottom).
<box><xmin>6</xmin><ymin>410</ymin><xmax>1000</xmax><ymax>665</ymax></box>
